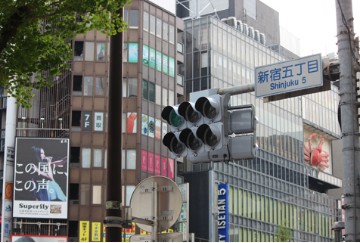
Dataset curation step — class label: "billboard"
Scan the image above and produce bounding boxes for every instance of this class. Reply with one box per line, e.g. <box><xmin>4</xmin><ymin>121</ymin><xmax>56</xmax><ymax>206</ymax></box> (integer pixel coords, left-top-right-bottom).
<box><xmin>13</xmin><ymin>138</ymin><xmax>69</xmax><ymax>219</ymax></box>
<box><xmin>255</xmin><ymin>54</ymin><xmax>323</xmax><ymax>98</ymax></box>
<box><xmin>11</xmin><ymin>235</ymin><xmax>67</xmax><ymax>242</ymax></box>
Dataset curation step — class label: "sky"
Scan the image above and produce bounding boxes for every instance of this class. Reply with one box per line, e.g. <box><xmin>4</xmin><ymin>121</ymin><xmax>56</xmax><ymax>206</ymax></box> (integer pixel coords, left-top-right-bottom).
<box><xmin>149</xmin><ymin>0</ymin><xmax>360</xmax><ymax>57</ymax></box>
<box><xmin>260</xmin><ymin>0</ymin><xmax>360</xmax><ymax>57</ymax></box>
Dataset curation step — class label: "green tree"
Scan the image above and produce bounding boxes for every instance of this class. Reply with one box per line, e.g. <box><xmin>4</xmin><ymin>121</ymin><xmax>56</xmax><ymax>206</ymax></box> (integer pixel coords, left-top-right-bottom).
<box><xmin>0</xmin><ymin>0</ymin><xmax>130</xmax><ymax>107</ymax></box>
<box><xmin>275</xmin><ymin>224</ymin><xmax>292</xmax><ymax>242</ymax></box>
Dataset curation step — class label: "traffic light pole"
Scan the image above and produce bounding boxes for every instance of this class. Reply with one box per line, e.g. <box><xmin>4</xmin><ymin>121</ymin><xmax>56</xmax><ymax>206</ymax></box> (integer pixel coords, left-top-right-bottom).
<box><xmin>335</xmin><ymin>0</ymin><xmax>360</xmax><ymax>241</ymax></box>
<box><xmin>105</xmin><ymin>7</ymin><xmax>124</xmax><ymax>242</ymax></box>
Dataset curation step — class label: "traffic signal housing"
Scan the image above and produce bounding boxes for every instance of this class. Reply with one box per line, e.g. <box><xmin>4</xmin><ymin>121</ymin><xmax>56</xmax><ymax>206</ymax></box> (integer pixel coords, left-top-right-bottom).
<box><xmin>161</xmin><ymin>89</ymin><xmax>256</xmax><ymax>163</ymax></box>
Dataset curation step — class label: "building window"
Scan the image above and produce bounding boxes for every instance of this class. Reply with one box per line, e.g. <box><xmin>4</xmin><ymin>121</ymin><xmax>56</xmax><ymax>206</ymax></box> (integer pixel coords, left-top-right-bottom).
<box><xmin>84</xmin><ymin>76</ymin><xmax>93</xmax><ymax>96</ymax></box>
<box><xmin>163</xmin><ymin>22</ymin><xmax>168</xmax><ymax>41</ymax></box>
<box><xmin>128</xmin><ymin>78</ymin><xmax>137</xmax><ymax>97</ymax></box>
<box><xmin>73</xmin><ymin>75</ymin><xmax>82</xmax><ymax>95</ymax></box>
<box><xmin>81</xmin><ymin>148</ymin><xmax>91</xmax><ymax>168</ymax></box>
<box><xmin>128</xmin><ymin>10</ymin><xmax>139</xmax><ymax>28</ymax></box>
<box><xmin>69</xmin><ymin>183</ymin><xmax>79</xmax><ymax>201</ymax></box>
<box><xmin>92</xmin><ymin>185</ymin><xmax>102</xmax><ymax>204</ymax></box>
<box><xmin>84</xmin><ymin>42</ymin><xmax>94</xmax><ymax>61</ymax></box>
<box><xmin>169</xmin><ymin>25</ymin><xmax>175</xmax><ymax>44</ymax></box>
<box><xmin>122</xmin><ymin>149</ymin><xmax>136</xmax><ymax>169</ymax></box>
<box><xmin>150</xmin><ymin>14</ymin><xmax>155</xmax><ymax>35</ymax></box>
<box><xmin>156</xmin><ymin>18</ymin><xmax>162</xmax><ymax>38</ymax></box>
<box><xmin>143</xmin><ymin>11</ymin><xmax>149</xmax><ymax>31</ymax></box>
<box><xmin>93</xmin><ymin>149</ymin><xmax>102</xmax><ymax>167</ymax></box>
<box><xmin>70</xmin><ymin>147</ymin><xmax>80</xmax><ymax>164</ymax></box>
<box><xmin>95</xmin><ymin>77</ymin><xmax>105</xmax><ymax>96</ymax></box>
<box><xmin>72</xmin><ymin>111</ymin><xmax>81</xmax><ymax>127</ymax></box>
<box><xmin>142</xmin><ymin>80</ymin><xmax>155</xmax><ymax>102</ymax></box>
<box><xmin>74</xmin><ymin>41</ymin><xmax>84</xmax><ymax>60</ymax></box>
<box><xmin>80</xmin><ymin>184</ymin><xmax>90</xmax><ymax>205</ymax></box>
<box><xmin>96</xmin><ymin>43</ymin><xmax>106</xmax><ymax>61</ymax></box>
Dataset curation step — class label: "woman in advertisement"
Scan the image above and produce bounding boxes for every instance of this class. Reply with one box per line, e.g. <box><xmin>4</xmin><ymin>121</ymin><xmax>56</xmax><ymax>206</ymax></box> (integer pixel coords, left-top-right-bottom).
<box><xmin>32</xmin><ymin>146</ymin><xmax>67</xmax><ymax>201</ymax></box>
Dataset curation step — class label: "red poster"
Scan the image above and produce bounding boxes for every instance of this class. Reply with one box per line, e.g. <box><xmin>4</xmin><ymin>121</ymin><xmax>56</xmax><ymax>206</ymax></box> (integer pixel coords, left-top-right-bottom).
<box><xmin>155</xmin><ymin>154</ymin><xmax>161</xmax><ymax>175</ymax></box>
<box><xmin>168</xmin><ymin>158</ymin><xmax>174</xmax><ymax>179</ymax></box>
<box><xmin>141</xmin><ymin>150</ymin><xmax>148</xmax><ymax>172</ymax></box>
<box><xmin>161</xmin><ymin>157</ymin><xmax>167</xmax><ymax>177</ymax></box>
<box><xmin>148</xmin><ymin>151</ymin><xmax>155</xmax><ymax>174</ymax></box>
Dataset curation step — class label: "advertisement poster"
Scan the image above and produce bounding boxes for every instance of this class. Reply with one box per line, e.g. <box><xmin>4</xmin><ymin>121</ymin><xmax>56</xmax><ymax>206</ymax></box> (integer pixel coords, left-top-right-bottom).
<box><xmin>148</xmin><ymin>151</ymin><xmax>155</xmax><ymax>173</ymax></box>
<box><xmin>148</xmin><ymin>116</ymin><xmax>155</xmax><ymax>138</ymax></box>
<box><xmin>155</xmin><ymin>154</ymin><xmax>161</xmax><ymax>175</ymax></box>
<box><xmin>79</xmin><ymin>221</ymin><xmax>90</xmax><ymax>242</ymax></box>
<box><xmin>168</xmin><ymin>158</ymin><xmax>174</xmax><ymax>179</ymax></box>
<box><xmin>13</xmin><ymin>138</ymin><xmax>69</xmax><ymax>219</ymax></box>
<box><xmin>127</xmin><ymin>112</ymin><xmax>137</xmax><ymax>133</ymax></box>
<box><xmin>91</xmin><ymin>222</ymin><xmax>102</xmax><ymax>242</ymax></box>
<box><xmin>155</xmin><ymin>119</ymin><xmax>161</xmax><ymax>140</ymax></box>
<box><xmin>94</xmin><ymin>112</ymin><xmax>104</xmax><ymax>131</ymax></box>
<box><xmin>141</xmin><ymin>114</ymin><xmax>148</xmax><ymax>135</ymax></box>
<box><xmin>11</xmin><ymin>235</ymin><xmax>67</xmax><ymax>242</ymax></box>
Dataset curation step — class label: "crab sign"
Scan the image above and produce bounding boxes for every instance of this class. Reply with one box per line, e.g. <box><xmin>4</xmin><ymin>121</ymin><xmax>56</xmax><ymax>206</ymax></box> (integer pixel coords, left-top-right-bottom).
<box><xmin>304</xmin><ymin>133</ymin><xmax>329</xmax><ymax>171</ymax></box>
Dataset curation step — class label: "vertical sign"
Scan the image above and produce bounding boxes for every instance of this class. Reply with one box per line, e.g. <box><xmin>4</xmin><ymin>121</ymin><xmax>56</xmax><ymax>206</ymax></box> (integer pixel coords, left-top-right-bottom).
<box><xmin>218</xmin><ymin>183</ymin><xmax>229</xmax><ymax>242</ymax></box>
<box><xmin>91</xmin><ymin>222</ymin><xmax>102</xmax><ymax>242</ymax></box>
<box><xmin>94</xmin><ymin>112</ymin><xmax>104</xmax><ymax>131</ymax></box>
<box><xmin>83</xmin><ymin>111</ymin><xmax>92</xmax><ymax>131</ymax></box>
<box><xmin>13</xmin><ymin>138</ymin><xmax>69</xmax><ymax>219</ymax></box>
<box><xmin>79</xmin><ymin>221</ymin><xmax>90</xmax><ymax>242</ymax></box>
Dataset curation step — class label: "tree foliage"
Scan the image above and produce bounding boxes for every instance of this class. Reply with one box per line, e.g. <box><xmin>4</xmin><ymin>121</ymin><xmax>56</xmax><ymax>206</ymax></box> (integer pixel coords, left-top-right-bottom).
<box><xmin>0</xmin><ymin>0</ymin><xmax>130</xmax><ymax>107</ymax></box>
<box><xmin>275</xmin><ymin>224</ymin><xmax>292</xmax><ymax>242</ymax></box>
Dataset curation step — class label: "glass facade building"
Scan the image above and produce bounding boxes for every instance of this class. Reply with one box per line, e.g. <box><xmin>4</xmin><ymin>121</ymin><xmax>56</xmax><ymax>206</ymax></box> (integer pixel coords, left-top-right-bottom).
<box><xmin>183</xmin><ymin>16</ymin><xmax>342</xmax><ymax>242</ymax></box>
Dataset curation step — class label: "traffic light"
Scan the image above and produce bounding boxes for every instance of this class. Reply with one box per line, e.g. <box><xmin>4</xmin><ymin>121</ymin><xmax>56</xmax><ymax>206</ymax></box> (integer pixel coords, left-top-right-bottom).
<box><xmin>161</xmin><ymin>105</ymin><xmax>187</xmax><ymax>157</ymax></box>
<box><xmin>161</xmin><ymin>89</ymin><xmax>257</xmax><ymax>162</ymax></box>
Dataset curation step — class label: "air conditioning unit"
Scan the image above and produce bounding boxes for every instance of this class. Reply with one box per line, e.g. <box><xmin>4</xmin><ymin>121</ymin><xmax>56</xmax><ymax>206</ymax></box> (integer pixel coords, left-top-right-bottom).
<box><xmin>243</xmin><ymin>23</ymin><xmax>249</xmax><ymax>36</ymax></box>
<box><xmin>248</xmin><ymin>26</ymin><xmax>254</xmax><ymax>38</ymax></box>
<box><xmin>254</xmin><ymin>30</ymin><xmax>260</xmax><ymax>41</ymax></box>
<box><xmin>260</xmin><ymin>33</ymin><xmax>266</xmax><ymax>45</ymax></box>
<box><xmin>236</xmin><ymin>20</ymin><xmax>243</xmax><ymax>33</ymax></box>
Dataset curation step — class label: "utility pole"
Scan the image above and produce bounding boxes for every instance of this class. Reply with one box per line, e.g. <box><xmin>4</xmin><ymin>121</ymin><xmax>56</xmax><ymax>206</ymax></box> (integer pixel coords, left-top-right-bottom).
<box><xmin>105</xmin><ymin>7</ymin><xmax>123</xmax><ymax>242</ymax></box>
<box><xmin>336</xmin><ymin>0</ymin><xmax>360</xmax><ymax>241</ymax></box>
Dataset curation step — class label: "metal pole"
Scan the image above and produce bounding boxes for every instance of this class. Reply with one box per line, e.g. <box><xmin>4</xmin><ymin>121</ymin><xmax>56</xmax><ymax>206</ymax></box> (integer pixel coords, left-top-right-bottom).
<box><xmin>105</xmin><ymin>7</ymin><xmax>123</xmax><ymax>242</ymax></box>
<box><xmin>336</xmin><ymin>0</ymin><xmax>360</xmax><ymax>241</ymax></box>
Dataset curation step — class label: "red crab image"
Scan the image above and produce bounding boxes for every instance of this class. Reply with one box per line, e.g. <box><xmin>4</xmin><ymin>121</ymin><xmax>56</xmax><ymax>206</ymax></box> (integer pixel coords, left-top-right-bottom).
<box><xmin>304</xmin><ymin>133</ymin><xmax>329</xmax><ymax>171</ymax></box>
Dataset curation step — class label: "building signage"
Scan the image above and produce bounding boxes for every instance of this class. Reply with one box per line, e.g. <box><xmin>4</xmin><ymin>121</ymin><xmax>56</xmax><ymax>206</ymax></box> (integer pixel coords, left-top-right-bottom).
<box><xmin>218</xmin><ymin>183</ymin><xmax>229</xmax><ymax>242</ymax></box>
<box><xmin>13</xmin><ymin>138</ymin><xmax>69</xmax><ymax>219</ymax></box>
<box><xmin>83</xmin><ymin>111</ymin><xmax>92</xmax><ymax>131</ymax></box>
<box><xmin>79</xmin><ymin>221</ymin><xmax>90</xmax><ymax>242</ymax></box>
<box><xmin>255</xmin><ymin>54</ymin><xmax>323</xmax><ymax>98</ymax></box>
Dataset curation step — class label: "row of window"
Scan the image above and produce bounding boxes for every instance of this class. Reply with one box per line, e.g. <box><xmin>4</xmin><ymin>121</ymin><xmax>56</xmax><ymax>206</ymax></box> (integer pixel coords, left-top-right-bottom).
<box><xmin>73</xmin><ymin>75</ymin><xmax>106</xmax><ymax>96</ymax></box>
<box><xmin>225</xmin><ymin>186</ymin><xmax>333</xmax><ymax>238</ymax></box>
<box><xmin>143</xmin><ymin>11</ymin><xmax>175</xmax><ymax>44</ymax></box>
<box><xmin>74</xmin><ymin>41</ymin><xmax>106</xmax><ymax>62</ymax></box>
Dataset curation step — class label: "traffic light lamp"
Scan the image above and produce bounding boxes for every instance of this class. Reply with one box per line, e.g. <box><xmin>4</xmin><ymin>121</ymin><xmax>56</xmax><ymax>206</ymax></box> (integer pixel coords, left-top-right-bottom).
<box><xmin>161</xmin><ymin>105</ymin><xmax>185</xmax><ymax>131</ymax></box>
<box><xmin>162</xmin><ymin>132</ymin><xmax>186</xmax><ymax>157</ymax></box>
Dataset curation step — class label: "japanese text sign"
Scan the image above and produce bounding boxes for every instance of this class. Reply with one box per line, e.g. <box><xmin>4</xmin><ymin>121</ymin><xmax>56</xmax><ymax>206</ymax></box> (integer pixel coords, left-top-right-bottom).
<box><xmin>255</xmin><ymin>54</ymin><xmax>323</xmax><ymax>98</ymax></box>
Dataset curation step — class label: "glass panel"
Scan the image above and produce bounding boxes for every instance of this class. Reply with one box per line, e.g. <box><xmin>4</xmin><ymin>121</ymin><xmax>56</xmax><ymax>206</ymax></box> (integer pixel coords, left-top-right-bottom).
<box><xmin>93</xmin><ymin>149</ymin><xmax>102</xmax><ymax>167</ymax></box>
<box><xmin>95</xmin><ymin>77</ymin><xmax>105</xmax><ymax>96</ymax></box>
<box><xmin>96</xmin><ymin>43</ymin><xmax>106</xmax><ymax>61</ymax></box>
<box><xmin>92</xmin><ymin>185</ymin><xmax>102</xmax><ymax>204</ymax></box>
<box><xmin>80</xmin><ymin>184</ymin><xmax>90</xmax><ymax>205</ymax></box>
<box><xmin>84</xmin><ymin>76</ymin><xmax>93</xmax><ymax>96</ymax></box>
<box><xmin>126</xmin><ymin>150</ymin><xmax>136</xmax><ymax>169</ymax></box>
<box><xmin>81</xmin><ymin>148</ymin><xmax>91</xmax><ymax>168</ymax></box>
<box><xmin>84</xmin><ymin>42</ymin><xmax>94</xmax><ymax>61</ymax></box>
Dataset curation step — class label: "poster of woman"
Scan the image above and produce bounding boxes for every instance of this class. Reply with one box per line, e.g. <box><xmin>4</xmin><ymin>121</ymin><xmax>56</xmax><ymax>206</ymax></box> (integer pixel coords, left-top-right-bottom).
<box><xmin>13</xmin><ymin>138</ymin><xmax>69</xmax><ymax>219</ymax></box>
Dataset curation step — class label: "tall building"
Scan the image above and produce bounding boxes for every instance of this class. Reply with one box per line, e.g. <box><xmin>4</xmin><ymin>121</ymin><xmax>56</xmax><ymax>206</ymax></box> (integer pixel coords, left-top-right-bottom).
<box><xmin>0</xmin><ymin>0</ymin><xmax>344</xmax><ymax>242</ymax></box>
<box><xmin>2</xmin><ymin>0</ymin><xmax>185</xmax><ymax>241</ymax></box>
<box><xmin>179</xmin><ymin>2</ymin><xmax>342</xmax><ymax>242</ymax></box>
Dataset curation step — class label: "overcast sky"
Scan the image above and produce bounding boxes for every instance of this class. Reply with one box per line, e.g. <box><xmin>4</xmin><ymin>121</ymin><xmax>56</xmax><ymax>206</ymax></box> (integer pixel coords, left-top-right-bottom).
<box><xmin>148</xmin><ymin>0</ymin><xmax>359</xmax><ymax>57</ymax></box>
<box><xmin>260</xmin><ymin>0</ymin><xmax>360</xmax><ymax>57</ymax></box>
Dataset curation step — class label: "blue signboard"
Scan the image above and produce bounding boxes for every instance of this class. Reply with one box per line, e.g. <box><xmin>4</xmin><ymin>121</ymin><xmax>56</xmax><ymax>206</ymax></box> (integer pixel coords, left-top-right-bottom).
<box><xmin>218</xmin><ymin>183</ymin><xmax>229</xmax><ymax>242</ymax></box>
<box><xmin>255</xmin><ymin>53</ymin><xmax>323</xmax><ymax>98</ymax></box>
